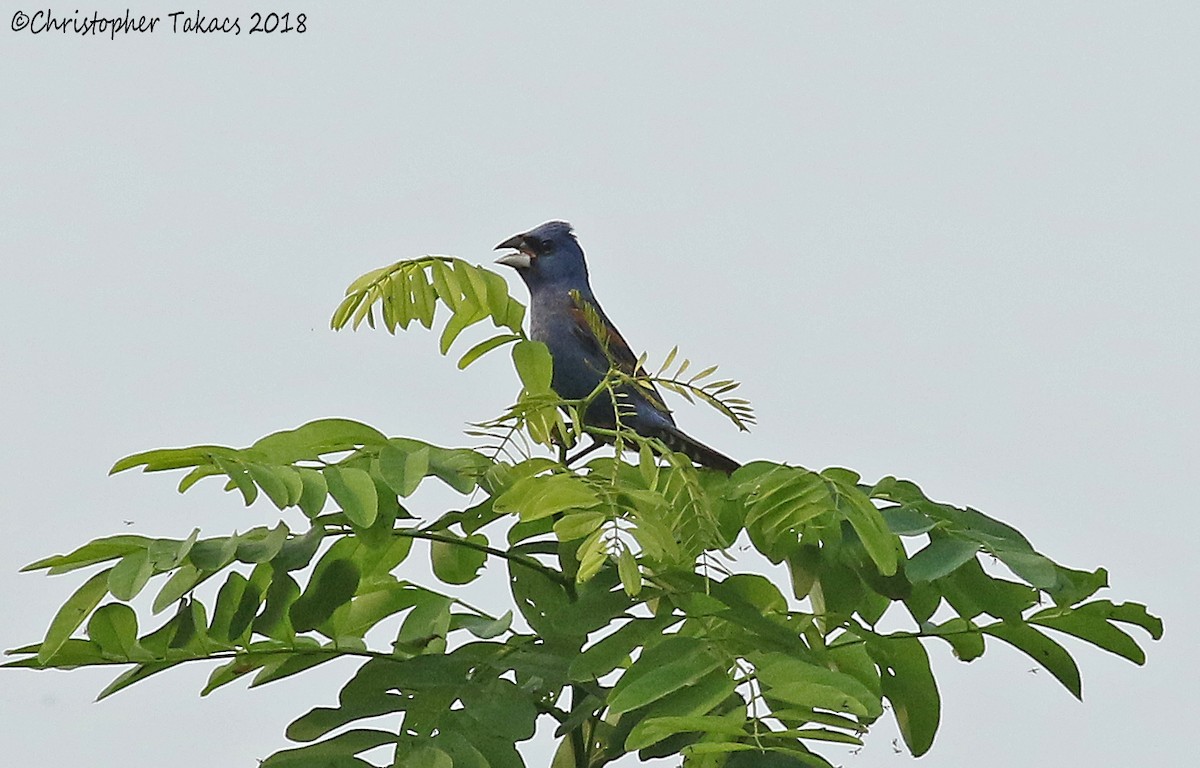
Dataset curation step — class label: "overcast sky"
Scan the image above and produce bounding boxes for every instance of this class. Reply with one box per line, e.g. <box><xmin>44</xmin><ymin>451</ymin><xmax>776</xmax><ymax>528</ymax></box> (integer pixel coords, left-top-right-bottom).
<box><xmin>2</xmin><ymin>3</ymin><xmax>1196</xmax><ymax>766</ymax></box>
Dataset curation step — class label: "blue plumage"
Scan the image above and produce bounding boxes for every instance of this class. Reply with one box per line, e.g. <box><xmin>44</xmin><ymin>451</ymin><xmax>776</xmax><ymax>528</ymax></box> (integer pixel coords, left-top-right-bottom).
<box><xmin>496</xmin><ymin>221</ymin><xmax>739</xmax><ymax>474</ymax></box>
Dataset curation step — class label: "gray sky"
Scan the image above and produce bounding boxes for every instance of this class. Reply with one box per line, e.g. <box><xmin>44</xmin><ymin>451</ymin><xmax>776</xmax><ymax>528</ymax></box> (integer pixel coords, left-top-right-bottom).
<box><xmin>2</xmin><ymin>3</ymin><xmax>1196</xmax><ymax>766</ymax></box>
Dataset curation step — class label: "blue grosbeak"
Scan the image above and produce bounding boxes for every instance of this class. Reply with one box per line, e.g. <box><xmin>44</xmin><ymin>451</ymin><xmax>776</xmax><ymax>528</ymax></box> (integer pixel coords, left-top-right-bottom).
<box><xmin>495</xmin><ymin>221</ymin><xmax>740</xmax><ymax>474</ymax></box>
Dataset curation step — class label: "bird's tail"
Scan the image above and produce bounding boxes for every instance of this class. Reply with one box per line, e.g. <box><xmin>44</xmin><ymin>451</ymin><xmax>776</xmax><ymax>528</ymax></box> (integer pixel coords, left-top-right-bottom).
<box><xmin>651</xmin><ymin>423</ymin><xmax>741</xmax><ymax>475</ymax></box>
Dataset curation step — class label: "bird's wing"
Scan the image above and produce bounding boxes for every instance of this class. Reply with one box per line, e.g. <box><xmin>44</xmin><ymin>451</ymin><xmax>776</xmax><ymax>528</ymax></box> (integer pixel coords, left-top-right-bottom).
<box><xmin>567</xmin><ymin>293</ymin><xmax>640</xmax><ymax>375</ymax></box>
<box><xmin>567</xmin><ymin>291</ymin><xmax>670</xmax><ymax>412</ymax></box>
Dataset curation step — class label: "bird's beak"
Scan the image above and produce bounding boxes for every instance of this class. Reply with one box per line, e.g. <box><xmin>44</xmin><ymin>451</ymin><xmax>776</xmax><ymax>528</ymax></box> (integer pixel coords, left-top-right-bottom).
<box><xmin>495</xmin><ymin>252</ymin><xmax>532</xmax><ymax>269</ymax></box>
<box><xmin>494</xmin><ymin>233</ymin><xmax>533</xmax><ymax>269</ymax></box>
<box><xmin>495</xmin><ymin>234</ymin><xmax>526</xmax><ymax>252</ymax></box>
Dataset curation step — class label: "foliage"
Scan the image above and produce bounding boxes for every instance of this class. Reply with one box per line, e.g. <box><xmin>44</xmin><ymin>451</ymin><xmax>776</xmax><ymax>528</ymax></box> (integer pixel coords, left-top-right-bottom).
<box><xmin>7</xmin><ymin>256</ymin><xmax>1162</xmax><ymax>768</ymax></box>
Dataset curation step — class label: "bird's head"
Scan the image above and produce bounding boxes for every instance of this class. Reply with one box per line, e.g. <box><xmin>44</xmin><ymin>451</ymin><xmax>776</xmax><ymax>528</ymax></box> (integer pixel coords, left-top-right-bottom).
<box><xmin>495</xmin><ymin>220</ymin><xmax>589</xmax><ymax>288</ymax></box>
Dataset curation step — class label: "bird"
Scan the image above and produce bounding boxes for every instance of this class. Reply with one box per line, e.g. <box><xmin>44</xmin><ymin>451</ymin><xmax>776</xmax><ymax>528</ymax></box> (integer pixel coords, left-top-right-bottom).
<box><xmin>495</xmin><ymin>220</ymin><xmax>740</xmax><ymax>474</ymax></box>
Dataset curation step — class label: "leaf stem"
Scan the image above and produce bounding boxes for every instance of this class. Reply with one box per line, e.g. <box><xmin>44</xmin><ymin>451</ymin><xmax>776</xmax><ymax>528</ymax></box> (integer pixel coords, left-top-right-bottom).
<box><xmin>396</xmin><ymin>528</ymin><xmax>574</xmax><ymax>589</ymax></box>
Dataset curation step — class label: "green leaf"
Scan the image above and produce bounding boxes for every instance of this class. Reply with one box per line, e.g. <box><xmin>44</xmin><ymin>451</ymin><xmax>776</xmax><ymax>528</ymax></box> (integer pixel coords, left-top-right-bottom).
<box><xmin>617</xmin><ymin>546</ymin><xmax>642</xmax><ymax>596</ymax></box>
<box><xmin>493</xmin><ymin>473</ymin><xmax>601</xmax><ymax>522</ymax></box>
<box><xmin>700</xmin><ymin>578</ymin><xmax>806</xmax><ymax>652</ymax></box>
<box><xmin>253</xmin><ymin>419</ymin><xmax>389</xmax><ymax>461</ymax></box>
<box><xmin>753</xmin><ymin>652</ymin><xmax>881</xmax><ymax>719</ymax></box>
<box><xmin>397</xmin><ymin>745</ymin><xmax>453</xmax><ymax>768</ymax></box>
<box><xmin>107</xmin><ymin>550</ymin><xmax>154</xmax><ymax>601</ymax></box>
<box><xmin>770</xmin><ymin>707</ymin><xmax>864</xmax><ymax>734</ymax></box>
<box><xmin>643</xmin><ymin>671</ymin><xmax>738</xmax><ymax>738</ymax></box>
<box><xmin>214</xmin><ymin>456</ymin><xmax>258</xmax><ymax>505</ymax></box>
<box><xmin>626</xmin><ymin>715</ymin><xmax>747</xmax><ymax>752</ymax></box>
<box><xmin>411</xmin><ymin>268</ymin><xmax>438</xmax><ymax>329</ymax></box>
<box><xmin>296</xmin><ymin>468</ymin><xmax>329</xmax><ymax>519</ymax></box>
<box><xmin>942</xmin><ymin>505</ymin><xmax>1036</xmax><ymax>552</ymax></box>
<box><xmin>96</xmin><ymin>661</ymin><xmax>179</xmax><ymax>701</ymax></box>
<box><xmin>177</xmin><ymin>465</ymin><xmax>222</xmax><ymax>492</ymax></box>
<box><xmin>824</xmin><ymin>472</ymin><xmax>898</xmax><ymax>576</ymax></box>
<box><xmin>291</xmin><ymin>558</ymin><xmax>362</xmax><ymax>633</ymax></box>
<box><xmin>209</xmin><ymin>571</ymin><xmax>261</xmax><ymax>643</ymax></box>
<box><xmin>187</xmin><ymin>536</ymin><xmax>237</xmax><ymax>571</ymax></box>
<box><xmin>458</xmin><ymin>332</ymin><xmax>522</xmax><ymax>369</ymax></box>
<box><xmin>261</xmin><ymin>729</ymin><xmax>397</xmax><ymax>767</ymax></box>
<box><xmin>515</xmin><ymin>560</ymin><xmax>630</xmax><ymax>641</ymax></box>
<box><xmin>381</xmin><ymin>269</ymin><xmax>408</xmax><ymax>332</ymax></box>
<box><xmin>1089</xmin><ymin>600</ymin><xmax>1163</xmax><ymax>639</ymax></box>
<box><xmin>324</xmin><ymin>466</ymin><xmax>379</xmax><ymax>527</ymax></box>
<box><xmin>575</xmin><ymin>528</ymin><xmax>609</xmax><ymax>583</ymax></box>
<box><xmin>22</xmin><ymin>535</ymin><xmax>150</xmax><ymax>573</ymax></box>
<box><xmin>868</xmin><ymin>636</ymin><xmax>940</xmax><ymax>756</ymax></box>
<box><xmin>983</xmin><ymin>620</ymin><xmax>1081</xmax><ymax>698</ymax></box>
<box><xmin>202</xmin><ymin>655</ymin><xmax>268</xmax><ymax>696</ymax></box>
<box><xmin>6</xmin><ymin>639</ymin><xmax>106</xmax><ymax>670</ymax></box>
<box><xmin>903</xmin><ymin>582</ymin><xmax>942</xmax><ymax>623</ymax></box>
<box><xmin>273</xmin><ymin>525</ymin><xmax>327</xmax><ymax>572</ymax></box>
<box><xmin>480</xmin><ymin>266</ymin><xmax>515</xmax><ymax>320</ymax></box>
<box><xmin>453</xmin><ymin>610</ymin><xmax>513</xmax><ymax>639</ymax></box>
<box><xmin>286</xmin><ymin>662</ymin><xmax>407</xmax><ymax>742</ymax></box>
<box><xmin>718</xmin><ymin>574</ymin><xmax>788</xmax><ymax>615</ymax></box>
<box><xmin>500</xmin><ymin>298</ymin><xmax>526</xmax><ymax>335</ymax></box>
<box><xmin>438</xmin><ymin>309</ymin><xmax>474</xmax><ymax>355</ymax></box>
<box><xmin>728</xmin><ymin>747</ymin><xmax>837</xmax><ymax>767</ymax></box>
<box><xmin>927</xmin><ymin>617</ymin><xmax>985</xmax><ymax>662</ymax></box>
<box><xmin>512</xmin><ymin>339</ymin><xmax>554</xmax><ymax>393</ymax></box>
<box><xmin>553</xmin><ymin>511</ymin><xmax>606</xmax><ymax>542</ymax></box>
<box><xmin>345</xmin><ymin>264</ymin><xmax>391</xmax><ymax>297</ymax></box>
<box><xmin>395</xmin><ymin>592</ymin><xmax>452</xmax><ymax>653</ymax></box>
<box><xmin>247</xmin><ymin>463</ymin><xmax>298</xmax><ymax>509</ymax></box>
<box><xmin>167</xmin><ymin>598</ymin><xmax>209</xmax><ymax>652</ymax></box>
<box><xmin>254</xmin><ymin>572</ymin><xmax>302</xmax><ymax>642</ymax></box>
<box><xmin>275</xmin><ymin>466</ymin><xmax>306</xmax><ymax>507</ymax></box>
<box><xmin>878</xmin><ymin>505</ymin><xmax>937</xmax><ymax>535</ymax></box>
<box><xmin>433</xmin><ymin>733</ymin><xmax>491</xmax><ymax>768</ymax></box>
<box><xmin>735</xmin><ymin>466</ymin><xmax>834</xmax><ymax>559</ymax></box>
<box><xmin>608</xmin><ymin>636</ymin><xmax>722</xmax><ymax>715</ymax></box>
<box><xmin>458</xmin><ymin>259</ymin><xmax>491</xmax><ymax>309</ymax></box>
<box><xmin>430</xmin><ymin>533</ymin><xmax>489</xmax><ymax>585</ymax></box>
<box><xmin>38</xmin><ymin>568</ymin><xmax>110</xmax><ymax>663</ymax></box>
<box><xmin>1030</xmin><ymin>603</ymin><xmax>1149</xmax><ymax>665</ymax></box>
<box><xmin>625</xmin><ymin>675</ymin><xmax>739</xmax><ymax>761</ymax></box>
<box><xmin>569</xmin><ymin>615</ymin><xmax>676</xmax><ymax>681</ymax></box>
<box><xmin>235</xmin><ymin>523</ymin><xmax>291</xmax><ymax>564</ymax></box>
<box><xmin>939</xmin><ymin>557</ymin><xmax>1038</xmax><ymax>621</ymax></box>
<box><xmin>430</xmin><ymin>259</ymin><xmax>460</xmax><ymax>309</ymax></box>
<box><xmin>87</xmin><ymin>603</ymin><xmax>140</xmax><ymax>660</ymax></box>
<box><xmin>378</xmin><ymin>442</ymin><xmax>430</xmax><ymax>498</ymax></box>
<box><xmin>150</xmin><ymin>530</ymin><xmax>200</xmax><ymax>570</ymax></box>
<box><xmin>340</xmin><ymin>583</ymin><xmax>425</xmax><ymax>639</ymax></box>
<box><xmin>1047</xmin><ymin>565</ymin><xmax>1109</xmax><ymax>606</ymax></box>
<box><xmin>906</xmin><ymin>537</ymin><xmax>979</xmax><ymax>583</ymax></box>
<box><xmin>446</xmin><ymin>261</ymin><xmax>479</xmax><ymax>313</ymax></box>
<box><xmin>426</xmin><ymin>446</ymin><xmax>491</xmax><ymax>493</ymax></box>
<box><xmin>995</xmin><ymin>550</ymin><xmax>1059</xmax><ymax>590</ymax></box>
<box><xmin>152</xmin><ymin>564</ymin><xmax>203</xmax><ymax>614</ymax></box>
<box><xmin>330</xmin><ymin>291</ymin><xmax>360</xmax><ymax>330</ymax></box>
<box><xmin>785</xmin><ymin>545</ymin><xmax>820</xmax><ymax>599</ymax></box>
<box><xmin>110</xmin><ymin>445</ymin><xmax>236</xmax><ymax>475</ymax></box>
<box><xmin>356</xmin><ymin>536</ymin><xmax>416</xmax><ymax>583</ymax></box>
<box><xmin>252</xmin><ymin>650</ymin><xmax>341</xmax><ymax>689</ymax></box>
<box><xmin>827</xmin><ymin>633</ymin><xmax>884</xmax><ymax>699</ymax></box>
